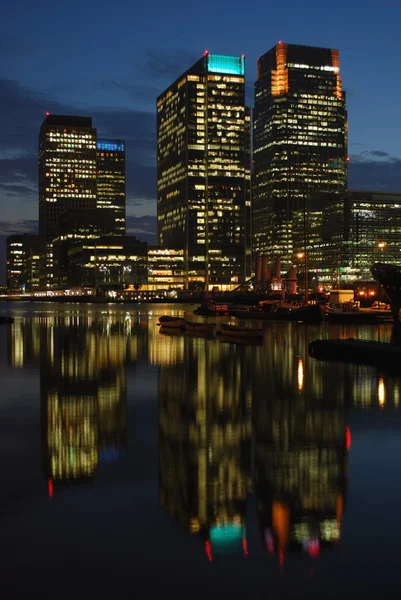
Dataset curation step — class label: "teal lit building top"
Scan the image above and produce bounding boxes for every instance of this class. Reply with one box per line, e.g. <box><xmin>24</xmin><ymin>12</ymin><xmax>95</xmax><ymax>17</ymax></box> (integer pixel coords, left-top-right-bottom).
<box><xmin>207</xmin><ymin>54</ymin><xmax>245</xmax><ymax>76</ymax></box>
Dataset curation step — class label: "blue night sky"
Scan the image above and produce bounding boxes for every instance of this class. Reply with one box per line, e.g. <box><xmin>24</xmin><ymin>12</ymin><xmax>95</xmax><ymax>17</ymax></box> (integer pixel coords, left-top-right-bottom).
<box><xmin>1</xmin><ymin>0</ymin><xmax>401</xmax><ymax>282</ymax></box>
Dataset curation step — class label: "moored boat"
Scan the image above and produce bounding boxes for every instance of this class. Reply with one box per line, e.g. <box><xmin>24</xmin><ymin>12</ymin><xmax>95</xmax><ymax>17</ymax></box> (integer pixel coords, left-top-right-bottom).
<box><xmin>325</xmin><ymin>301</ymin><xmax>378</xmax><ymax>324</ymax></box>
<box><xmin>230</xmin><ymin>303</ymin><xmax>323</xmax><ymax>323</ymax></box>
<box><xmin>184</xmin><ymin>321</ymin><xmax>215</xmax><ymax>333</ymax></box>
<box><xmin>217</xmin><ymin>323</ymin><xmax>263</xmax><ymax>339</ymax></box>
<box><xmin>159</xmin><ymin>326</ymin><xmax>183</xmax><ymax>336</ymax></box>
<box><xmin>309</xmin><ymin>338</ymin><xmax>401</xmax><ymax>368</ymax></box>
<box><xmin>158</xmin><ymin>315</ymin><xmax>186</xmax><ymax>329</ymax></box>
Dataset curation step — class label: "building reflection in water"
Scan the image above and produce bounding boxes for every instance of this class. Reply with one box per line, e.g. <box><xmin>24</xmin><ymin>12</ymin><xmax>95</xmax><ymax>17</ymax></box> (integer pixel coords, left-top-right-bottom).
<box><xmin>158</xmin><ymin>340</ymin><xmax>253</xmax><ymax>560</ymax></box>
<box><xmin>253</xmin><ymin>325</ymin><xmax>348</xmax><ymax>565</ymax></box>
<box><xmin>8</xmin><ymin>312</ymin><xmax>140</xmax><ymax>492</ymax></box>
<box><xmin>7</xmin><ymin>314</ymin><xmax>401</xmax><ymax>561</ymax></box>
<box><xmin>40</xmin><ymin>314</ymin><xmax>129</xmax><ymax>488</ymax></box>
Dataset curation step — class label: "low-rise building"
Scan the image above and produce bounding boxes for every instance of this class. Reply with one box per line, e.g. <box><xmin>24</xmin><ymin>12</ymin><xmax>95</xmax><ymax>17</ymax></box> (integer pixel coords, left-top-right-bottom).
<box><xmin>6</xmin><ymin>234</ymin><xmax>41</xmax><ymax>292</ymax></box>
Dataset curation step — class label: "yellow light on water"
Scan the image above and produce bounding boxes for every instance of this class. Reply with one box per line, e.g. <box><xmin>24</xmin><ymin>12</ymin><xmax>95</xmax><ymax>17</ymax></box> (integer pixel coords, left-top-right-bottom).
<box><xmin>378</xmin><ymin>377</ymin><xmax>385</xmax><ymax>407</ymax></box>
<box><xmin>297</xmin><ymin>358</ymin><xmax>304</xmax><ymax>391</ymax></box>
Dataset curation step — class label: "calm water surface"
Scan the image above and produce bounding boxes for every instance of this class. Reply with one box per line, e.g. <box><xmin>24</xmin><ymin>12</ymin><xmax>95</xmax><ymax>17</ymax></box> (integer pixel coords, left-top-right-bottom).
<box><xmin>1</xmin><ymin>302</ymin><xmax>401</xmax><ymax>599</ymax></box>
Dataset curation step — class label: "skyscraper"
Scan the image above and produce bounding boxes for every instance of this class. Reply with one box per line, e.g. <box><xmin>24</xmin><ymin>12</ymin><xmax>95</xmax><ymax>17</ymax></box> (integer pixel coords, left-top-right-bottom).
<box><xmin>39</xmin><ymin>114</ymin><xmax>97</xmax><ymax>287</ymax></box>
<box><xmin>97</xmin><ymin>139</ymin><xmax>126</xmax><ymax>234</ymax></box>
<box><xmin>253</xmin><ymin>42</ymin><xmax>348</xmax><ymax>267</ymax></box>
<box><xmin>157</xmin><ymin>52</ymin><xmax>251</xmax><ymax>290</ymax></box>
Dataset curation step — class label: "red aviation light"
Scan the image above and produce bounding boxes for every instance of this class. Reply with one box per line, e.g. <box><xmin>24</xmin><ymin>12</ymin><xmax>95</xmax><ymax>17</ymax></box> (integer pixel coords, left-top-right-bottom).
<box><xmin>205</xmin><ymin>540</ymin><xmax>212</xmax><ymax>562</ymax></box>
<box><xmin>48</xmin><ymin>478</ymin><xmax>53</xmax><ymax>499</ymax></box>
<box><xmin>346</xmin><ymin>157</ymin><xmax>350</xmax><ymax>162</ymax></box>
<box><xmin>46</xmin><ymin>112</ymin><xmax>50</xmax><ymax>116</ymax></box>
<box><xmin>345</xmin><ymin>425</ymin><xmax>351</xmax><ymax>451</ymax></box>
<box><xmin>204</xmin><ymin>49</ymin><xmax>209</xmax><ymax>56</ymax></box>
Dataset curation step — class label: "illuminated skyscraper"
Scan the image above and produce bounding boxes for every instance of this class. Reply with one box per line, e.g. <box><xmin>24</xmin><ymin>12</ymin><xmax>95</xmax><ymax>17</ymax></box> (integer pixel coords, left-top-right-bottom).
<box><xmin>253</xmin><ymin>43</ymin><xmax>347</xmax><ymax>267</ymax></box>
<box><xmin>157</xmin><ymin>53</ymin><xmax>251</xmax><ymax>290</ymax></box>
<box><xmin>97</xmin><ymin>139</ymin><xmax>126</xmax><ymax>234</ymax></box>
<box><xmin>6</xmin><ymin>234</ymin><xmax>41</xmax><ymax>292</ymax></box>
<box><xmin>38</xmin><ymin>114</ymin><xmax>97</xmax><ymax>287</ymax></box>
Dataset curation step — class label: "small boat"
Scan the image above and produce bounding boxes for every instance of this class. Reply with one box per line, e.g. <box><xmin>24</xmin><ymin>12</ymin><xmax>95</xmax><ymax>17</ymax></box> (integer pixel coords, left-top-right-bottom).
<box><xmin>230</xmin><ymin>303</ymin><xmax>323</xmax><ymax>323</ymax></box>
<box><xmin>158</xmin><ymin>315</ymin><xmax>186</xmax><ymax>329</ymax></box>
<box><xmin>325</xmin><ymin>301</ymin><xmax>378</xmax><ymax>324</ymax></box>
<box><xmin>159</xmin><ymin>326</ymin><xmax>183</xmax><ymax>336</ymax></box>
<box><xmin>217</xmin><ymin>323</ymin><xmax>263</xmax><ymax>339</ymax></box>
<box><xmin>0</xmin><ymin>316</ymin><xmax>14</xmax><ymax>325</ymax></box>
<box><xmin>309</xmin><ymin>338</ymin><xmax>401</xmax><ymax>368</ymax></box>
<box><xmin>184</xmin><ymin>321</ymin><xmax>215</xmax><ymax>333</ymax></box>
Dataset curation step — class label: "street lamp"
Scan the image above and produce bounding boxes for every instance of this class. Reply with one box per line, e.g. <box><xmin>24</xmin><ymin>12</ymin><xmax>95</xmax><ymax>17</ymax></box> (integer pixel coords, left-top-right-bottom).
<box><xmin>296</xmin><ymin>251</ymin><xmax>308</xmax><ymax>304</ymax></box>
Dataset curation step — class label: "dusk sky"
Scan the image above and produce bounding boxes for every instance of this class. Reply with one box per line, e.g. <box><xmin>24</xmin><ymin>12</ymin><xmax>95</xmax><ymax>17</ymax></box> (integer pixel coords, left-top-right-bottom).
<box><xmin>1</xmin><ymin>0</ymin><xmax>401</xmax><ymax>283</ymax></box>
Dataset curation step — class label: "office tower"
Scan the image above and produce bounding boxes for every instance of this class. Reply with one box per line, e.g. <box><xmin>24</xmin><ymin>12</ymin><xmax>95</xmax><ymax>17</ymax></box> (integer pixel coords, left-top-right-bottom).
<box><xmin>97</xmin><ymin>139</ymin><xmax>126</xmax><ymax>234</ymax></box>
<box><xmin>157</xmin><ymin>52</ymin><xmax>251</xmax><ymax>291</ymax></box>
<box><xmin>253</xmin><ymin>42</ymin><xmax>348</xmax><ymax>268</ymax></box>
<box><xmin>293</xmin><ymin>191</ymin><xmax>401</xmax><ymax>285</ymax></box>
<box><xmin>38</xmin><ymin>114</ymin><xmax>97</xmax><ymax>287</ymax></box>
<box><xmin>6</xmin><ymin>234</ymin><xmax>41</xmax><ymax>292</ymax></box>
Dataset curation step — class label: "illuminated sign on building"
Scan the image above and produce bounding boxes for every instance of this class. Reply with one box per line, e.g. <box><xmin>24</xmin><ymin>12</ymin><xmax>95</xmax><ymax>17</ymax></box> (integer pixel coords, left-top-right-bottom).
<box><xmin>207</xmin><ymin>54</ymin><xmax>245</xmax><ymax>76</ymax></box>
<box><xmin>97</xmin><ymin>140</ymin><xmax>125</xmax><ymax>152</ymax></box>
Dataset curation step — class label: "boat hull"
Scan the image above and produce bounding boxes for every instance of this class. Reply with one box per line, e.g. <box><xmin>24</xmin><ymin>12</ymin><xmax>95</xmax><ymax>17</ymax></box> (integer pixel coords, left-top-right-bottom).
<box><xmin>371</xmin><ymin>263</ymin><xmax>401</xmax><ymax>320</ymax></box>
<box><xmin>185</xmin><ymin>322</ymin><xmax>215</xmax><ymax>333</ymax></box>
<box><xmin>218</xmin><ymin>324</ymin><xmax>263</xmax><ymax>339</ymax></box>
<box><xmin>158</xmin><ymin>316</ymin><xmax>186</xmax><ymax>329</ymax></box>
<box><xmin>309</xmin><ymin>338</ymin><xmax>401</xmax><ymax>368</ymax></box>
<box><xmin>230</xmin><ymin>304</ymin><xmax>323</xmax><ymax>323</ymax></box>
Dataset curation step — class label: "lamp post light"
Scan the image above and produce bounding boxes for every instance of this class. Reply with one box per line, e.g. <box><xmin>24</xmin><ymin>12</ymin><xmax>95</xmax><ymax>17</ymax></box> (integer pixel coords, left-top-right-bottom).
<box><xmin>296</xmin><ymin>251</ymin><xmax>308</xmax><ymax>304</ymax></box>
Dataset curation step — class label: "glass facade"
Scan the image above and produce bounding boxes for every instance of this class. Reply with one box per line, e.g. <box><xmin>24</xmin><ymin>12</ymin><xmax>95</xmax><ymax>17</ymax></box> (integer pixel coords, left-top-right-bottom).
<box><xmin>293</xmin><ymin>191</ymin><xmax>401</xmax><ymax>287</ymax></box>
<box><xmin>6</xmin><ymin>234</ymin><xmax>41</xmax><ymax>292</ymax></box>
<box><xmin>147</xmin><ymin>247</ymin><xmax>185</xmax><ymax>290</ymax></box>
<box><xmin>66</xmin><ymin>235</ymin><xmax>148</xmax><ymax>290</ymax></box>
<box><xmin>97</xmin><ymin>139</ymin><xmax>126</xmax><ymax>234</ymax></box>
<box><xmin>157</xmin><ymin>53</ymin><xmax>251</xmax><ymax>290</ymax></box>
<box><xmin>253</xmin><ymin>43</ymin><xmax>348</xmax><ymax>268</ymax></box>
<box><xmin>38</xmin><ymin>115</ymin><xmax>98</xmax><ymax>288</ymax></box>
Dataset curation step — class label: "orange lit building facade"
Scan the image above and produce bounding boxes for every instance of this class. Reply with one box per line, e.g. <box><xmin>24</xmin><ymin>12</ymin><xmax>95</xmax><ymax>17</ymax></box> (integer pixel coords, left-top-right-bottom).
<box><xmin>253</xmin><ymin>43</ymin><xmax>348</xmax><ymax>268</ymax></box>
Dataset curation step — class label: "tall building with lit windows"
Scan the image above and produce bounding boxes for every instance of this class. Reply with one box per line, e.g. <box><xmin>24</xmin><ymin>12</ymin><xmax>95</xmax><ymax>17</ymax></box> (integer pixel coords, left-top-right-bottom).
<box><xmin>253</xmin><ymin>43</ymin><xmax>348</xmax><ymax>268</ymax></box>
<box><xmin>97</xmin><ymin>139</ymin><xmax>126</xmax><ymax>234</ymax></box>
<box><xmin>39</xmin><ymin>114</ymin><xmax>98</xmax><ymax>287</ymax></box>
<box><xmin>157</xmin><ymin>53</ymin><xmax>251</xmax><ymax>290</ymax></box>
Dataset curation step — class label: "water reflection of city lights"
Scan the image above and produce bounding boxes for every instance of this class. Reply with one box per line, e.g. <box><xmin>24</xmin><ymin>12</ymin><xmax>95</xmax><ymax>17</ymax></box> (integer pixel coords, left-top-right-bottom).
<box><xmin>378</xmin><ymin>377</ymin><xmax>386</xmax><ymax>408</ymax></box>
<box><xmin>297</xmin><ymin>358</ymin><xmax>304</xmax><ymax>391</ymax></box>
